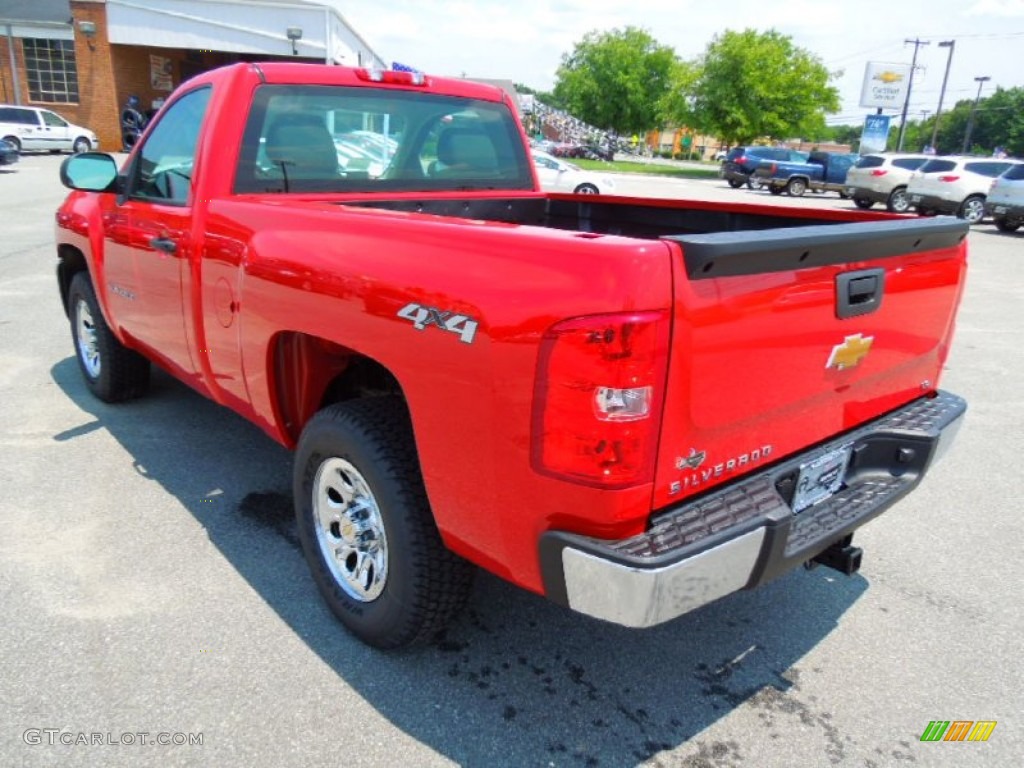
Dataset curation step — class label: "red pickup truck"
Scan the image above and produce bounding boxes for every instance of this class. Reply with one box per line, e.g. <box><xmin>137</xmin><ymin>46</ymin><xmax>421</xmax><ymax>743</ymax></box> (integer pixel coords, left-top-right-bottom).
<box><xmin>55</xmin><ymin>62</ymin><xmax>967</xmax><ymax>649</ymax></box>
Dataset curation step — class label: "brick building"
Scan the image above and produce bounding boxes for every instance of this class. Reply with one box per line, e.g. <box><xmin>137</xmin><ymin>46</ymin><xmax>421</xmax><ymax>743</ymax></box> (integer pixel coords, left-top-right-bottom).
<box><xmin>0</xmin><ymin>0</ymin><xmax>385</xmax><ymax>150</ymax></box>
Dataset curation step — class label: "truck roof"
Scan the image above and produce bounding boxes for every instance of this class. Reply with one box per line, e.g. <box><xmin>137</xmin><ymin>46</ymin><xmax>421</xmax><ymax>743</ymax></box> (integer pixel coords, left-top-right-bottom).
<box><xmin>184</xmin><ymin>62</ymin><xmax>510</xmax><ymax>105</ymax></box>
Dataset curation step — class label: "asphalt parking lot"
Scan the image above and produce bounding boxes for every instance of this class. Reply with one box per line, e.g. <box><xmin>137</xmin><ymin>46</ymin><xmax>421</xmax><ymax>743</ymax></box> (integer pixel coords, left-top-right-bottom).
<box><xmin>1</xmin><ymin>153</ymin><xmax>1021</xmax><ymax>768</ymax></box>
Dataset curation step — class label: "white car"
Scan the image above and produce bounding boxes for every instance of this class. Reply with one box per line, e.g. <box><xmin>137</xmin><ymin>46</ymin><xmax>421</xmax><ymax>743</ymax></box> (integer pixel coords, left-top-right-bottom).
<box><xmin>531</xmin><ymin>149</ymin><xmax>615</xmax><ymax>195</ymax></box>
<box><xmin>985</xmin><ymin>163</ymin><xmax>1024</xmax><ymax>233</ymax></box>
<box><xmin>843</xmin><ymin>153</ymin><xmax>931</xmax><ymax>212</ymax></box>
<box><xmin>906</xmin><ymin>156</ymin><xmax>1020</xmax><ymax>224</ymax></box>
<box><xmin>0</xmin><ymin>104</ymin><xmax>98</xmax><ymax>154</ymax></box>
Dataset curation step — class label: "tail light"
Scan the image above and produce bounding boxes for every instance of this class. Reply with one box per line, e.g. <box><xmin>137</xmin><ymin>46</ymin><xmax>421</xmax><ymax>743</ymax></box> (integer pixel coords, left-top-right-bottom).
<box><xmin>769</xmin><ymin>163</ymin><xmax>778</xmax><ymax>174</ymax></box>
<box><xmin>355</xmin><ymin>68</ymin><xmax>427</xmax><ymax>86</ymax></box>
<box><xmin>736</xmin><ymin>156</ymin><xmax>747</xmax><ymax>165</ymax></box>
<box><xmin>870</xmin><ymin>170</ymin><xmax>888</xmax><ymax>177</ymax></box>
<box><xmin>532</xmin><ymin>311</ymin><xmax>670</xmax><ymax>488</ymax></box>
<box><xmin>938</xmin><ymin>175</ymin><xmax>960</xmax><ymax>183</ymax></box>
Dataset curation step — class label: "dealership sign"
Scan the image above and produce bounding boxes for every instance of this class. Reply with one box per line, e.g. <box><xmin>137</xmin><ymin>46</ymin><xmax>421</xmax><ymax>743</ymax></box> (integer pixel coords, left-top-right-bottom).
<box><xmin>859</xmin><ymin>62</ymin><xmax>911</xmax><ymax>109</ymax></box>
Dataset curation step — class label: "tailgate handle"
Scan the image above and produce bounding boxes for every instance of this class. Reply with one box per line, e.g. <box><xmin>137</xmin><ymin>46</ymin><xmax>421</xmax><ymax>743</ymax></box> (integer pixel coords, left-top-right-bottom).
<box><xmin>836</xmin><ymin>268</ymin><xmax>884</xmax><ymax>319</ymax></box>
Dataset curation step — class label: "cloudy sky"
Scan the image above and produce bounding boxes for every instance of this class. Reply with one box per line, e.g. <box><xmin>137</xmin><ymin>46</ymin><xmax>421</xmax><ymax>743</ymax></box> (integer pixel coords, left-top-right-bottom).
<box><xmin>332</xmin><ymin>0</ymin><xmax>1024</xmax><ymax>126</ymax></box>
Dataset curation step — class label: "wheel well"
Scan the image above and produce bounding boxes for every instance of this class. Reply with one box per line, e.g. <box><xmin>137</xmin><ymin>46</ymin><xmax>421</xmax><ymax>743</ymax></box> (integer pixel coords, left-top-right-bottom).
<box><xmin>271</xmin><ymin>331</ymin><xmax>404</xmax><ymax>444</ymax></box>
<box><xmin>57</xmin><ymin>245</ymin><xmax>88</xmax><ymax>317</ymax></box>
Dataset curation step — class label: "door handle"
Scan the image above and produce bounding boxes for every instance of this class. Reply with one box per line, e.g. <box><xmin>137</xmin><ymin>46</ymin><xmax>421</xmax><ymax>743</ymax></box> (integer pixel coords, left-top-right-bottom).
<box><xmin>150</xmin><ymin>236</ymin><xmax>177</xmax><ymax>254</ymax></box>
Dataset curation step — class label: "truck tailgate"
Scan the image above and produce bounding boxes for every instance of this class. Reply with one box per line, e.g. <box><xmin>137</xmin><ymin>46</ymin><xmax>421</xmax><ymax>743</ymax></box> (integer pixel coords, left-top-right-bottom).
<box><xmin>653</xmin><ymin>217</ymin><xmax>967</xmax><ymax>510</ymax></box>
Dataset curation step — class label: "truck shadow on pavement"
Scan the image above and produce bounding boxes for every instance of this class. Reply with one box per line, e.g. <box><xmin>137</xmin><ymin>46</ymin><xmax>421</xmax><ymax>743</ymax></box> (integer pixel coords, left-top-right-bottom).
<box><xmin>53</xmin><ymin>359</ymin><xmax>869</xmax><ymax>768</ymax></box>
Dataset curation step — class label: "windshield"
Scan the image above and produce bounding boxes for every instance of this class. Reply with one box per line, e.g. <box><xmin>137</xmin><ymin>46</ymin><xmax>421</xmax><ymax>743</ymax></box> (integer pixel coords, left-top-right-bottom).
<box><xmin>235</xmin><ymin>85</ymin><xmax>532</xmax><ymax>194</ymax></box>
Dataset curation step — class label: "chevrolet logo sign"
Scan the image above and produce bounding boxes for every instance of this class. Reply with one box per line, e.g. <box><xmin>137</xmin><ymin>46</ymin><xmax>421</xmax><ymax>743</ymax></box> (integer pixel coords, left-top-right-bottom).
<box><xmin>827</xmin><ymin>334</ymin><xmax>874</xmax><ymax>370</ymax></box>
<box><xmin>873</xmin><ymin>70</ymin><xmax>904</xmax><ymax>84</ymax></box>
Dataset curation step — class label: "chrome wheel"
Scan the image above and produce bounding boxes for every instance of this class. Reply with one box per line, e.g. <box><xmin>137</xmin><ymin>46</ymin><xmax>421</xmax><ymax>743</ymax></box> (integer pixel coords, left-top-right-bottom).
<box><xmin>313</xmin><ymin>457</ymin><xmax>388</xmax><ymax>602</ymax></box>
<box><xmin>960</xmin><ymin>196</ymin><xmax>985</xmax><ymax>224</ymax></box>
<box><xmin>75</xmin><ymin>298</ymin><xmax>101</xmax><ymax>378</ymax></box>
<box><xmin>887</xmin><ymin>187</ymin><xmax>910</xmax><ymax>213</ymax></box>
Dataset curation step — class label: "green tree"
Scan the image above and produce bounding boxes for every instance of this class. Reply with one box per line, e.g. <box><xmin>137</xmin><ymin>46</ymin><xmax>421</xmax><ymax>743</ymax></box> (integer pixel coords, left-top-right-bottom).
<box><xmin>674</xmin><ymin>29</ymin><xmax>839</xmax><ymax>146</ymax></box>
<box><xmin>552</xmin><ymin>27</ymin><xmax>678</xmax><ymax>134</ymax></box>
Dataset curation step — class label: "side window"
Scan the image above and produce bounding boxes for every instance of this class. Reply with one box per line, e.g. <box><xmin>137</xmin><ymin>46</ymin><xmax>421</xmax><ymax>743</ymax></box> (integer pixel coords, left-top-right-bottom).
<box><xmin>41</xmin><ymin>110</ymin><xmax>67</xmax><ymax>128</ymax></box>
<box><xmin>964</xmin><ymin>161</ymin><xmax>1011</xmax><ymax>178</ymax></box>
<box><xmin>129</xmin><ymin>87</ymin><xmax>211</xmax><ymax>205</ymax></box>
<box><xmin>893</xmin><ymin>158</ymin><xmax>926</xmax><ymax>171</ymax></box>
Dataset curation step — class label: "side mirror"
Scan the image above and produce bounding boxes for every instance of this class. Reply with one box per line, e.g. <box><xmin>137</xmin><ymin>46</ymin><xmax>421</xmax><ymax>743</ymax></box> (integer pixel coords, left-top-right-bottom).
<box><xmin>60</xmin><ymin>152</ymin><xmax>121</xmax><ymax>193</ymax></box>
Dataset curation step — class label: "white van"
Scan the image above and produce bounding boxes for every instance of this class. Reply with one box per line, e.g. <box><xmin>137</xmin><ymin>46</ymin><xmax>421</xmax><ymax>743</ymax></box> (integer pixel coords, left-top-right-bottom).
<box><xmin>0</xmin><ymin>104</ymin><xmax>99</xmax><ymax>154</ymax></box>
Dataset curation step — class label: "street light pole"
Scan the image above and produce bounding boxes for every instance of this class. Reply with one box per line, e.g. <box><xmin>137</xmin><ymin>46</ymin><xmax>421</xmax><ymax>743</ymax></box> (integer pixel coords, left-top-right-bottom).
<box><xmin>962</xmin><ymin>75</ymin><xmax>991</xmax><ymax>154</ymax></box>
<box><xmin>929</xmin><ymin>40</ymin><xmax>955</xmax><ymax>151</ymax></box>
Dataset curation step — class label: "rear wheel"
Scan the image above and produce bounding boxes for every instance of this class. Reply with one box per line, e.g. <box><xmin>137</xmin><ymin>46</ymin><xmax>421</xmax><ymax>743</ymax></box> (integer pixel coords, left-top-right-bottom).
<box><xmin>727</xmin><ymin>178</ymin><xmax>744</xmax><ymax>189</ymax></box>
<box><xmin>768</xmin><ymin>186</ymin><xmax>784</xmax><ymax>196</ymax></box>
<box><xmin>573</xmin><ymin>183</ymin><xmax>599</xmax><ymax>194</ymax></box>
<box><xmin>886</xmin><ymin>187</ymin><xmax>911</xmax><ymax>213</ymax></box>
<box><xmin>994</xmin><ymin>217</ymin><xmax>1021</xmax><ymax>233</ymax></box>
<box><xmin>958</xmin><ymin>195</ymin><xmax>986</xmax><ymax>225</ymax></box>
<box><xmin>294</xmin><ymin>397</ymin><xmax>474</xmax><ymax>649</ymax></box>
<box><xmin>3</xmin><ymin>135</ymin><xmax>20</xmax><ymax>152</ymax></box>
<box><xmin>72</xmin><ymin>137</ymin><xmax>92</xmax><ymax>154</ymax></box>
<box><xmin>786</xmin><ymin>178</ymin><xmax>807</xmax><ymax>197</ymax></box>
<box><xmin>853</xmin><ymin>197</ymin><xmax>873</xmax><ymax>209</ymax></box>
<box><xmin>67</xmin><ymin>272</ymin><xmax>150</xmax><ymax>402</ymax></box>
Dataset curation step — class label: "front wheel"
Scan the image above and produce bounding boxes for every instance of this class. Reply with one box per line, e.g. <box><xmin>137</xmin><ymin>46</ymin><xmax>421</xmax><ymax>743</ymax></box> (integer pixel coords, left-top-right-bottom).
<box><xmin>573</xmin><ymin>183</ymin><xmax>599</xmax><ymax>194</ymax></box>
<box><xmin>958</xmin><ymin>195</ymin><xmax>986</xmax><ymax>225</ymax></box>
<box><xmin>727</xmin><ymin>178</ymin><xmax>744</xmax><ymax>189</ymax></box>
<box><xmin>294</xmin><ymin>398</ymin><xmax>474</xmax><ymax>649</ymax></box>
<box><xmin>853</xmin><ymin>197</ymin><xmax>873</xmax><ymax>209</ymax></box>
<box><xmin>786</xmin><ymin>178</ymin><xmax>807</xmax><ymax>197</ymax></box>
<box><xmin>67</xmin><ymin>273</ymin><xmax>150</xmax><ymax>402</ymax></box>
<box><xmin>768</xmin><ymin>185</ymin><xmax>784</xmax><ymax>196</ymax></box>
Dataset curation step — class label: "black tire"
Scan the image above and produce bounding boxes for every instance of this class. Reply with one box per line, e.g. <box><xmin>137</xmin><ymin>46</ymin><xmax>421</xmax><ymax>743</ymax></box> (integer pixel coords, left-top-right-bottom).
<box><xmin>72</xmin><ymin>137</ymin><xmax>92</xmax><ymax>154</ymax></box>
<box><xmin>786</xmin><ymin>178</ymin><xmax>807</xmax><ymax>197</ymax></box>
<box><xmin>886</xmin><ymin>186</ymin><xmax>910</xmax><ymax>213</ymax></box>
<box><xmin>573</xmin><ymin>183</ymin><xmax>599</xmax><ymax>195</ymax></box>
<box><xmin>727</xmin><ymin>178</ymin><xmax>744</xmax><ymax>189</ymax></box>
<box><xmin>838</xmin><ymin>191</ymin><xmax>851</xmax><ymax>200</ymax></box>
<box><xmin>768</xmin><ymin>185</ymin><xmax>784</xmax><ymax>196</ymax></box>
<box><xmin>3</xmin><ymin>135</ymin><xmax>20</xmax><ymax>152</ymax></box>
<box><xmin>958</xmin><ymin>195</ymin><xmax>986</xmax><ymax>225</ymax></box>
<box><xmin>294</xmin><ymin>397</ymin><xmax>474</xmax><ymax>649</ymax></box>
<box><xmin>853</xmin><ymin>197</ymin><xmax>873</xmax><ymax>209</ymax></box>
<box><xmin>994</xmin><ymin>217</ymin><xmax>1021</xmax><ymax>233</ymax></box>
<box><xmin>67</xmin><ymin>272</ymin><xmax>150</xmax><ymax>402</ymax></box>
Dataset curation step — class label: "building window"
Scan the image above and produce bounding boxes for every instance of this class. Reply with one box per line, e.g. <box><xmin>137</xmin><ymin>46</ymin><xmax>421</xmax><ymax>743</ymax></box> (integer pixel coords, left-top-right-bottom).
<box><xmin>23</xmin><ymin>38</ymin><xmax>80</xmax><ymax>104</ymax></box>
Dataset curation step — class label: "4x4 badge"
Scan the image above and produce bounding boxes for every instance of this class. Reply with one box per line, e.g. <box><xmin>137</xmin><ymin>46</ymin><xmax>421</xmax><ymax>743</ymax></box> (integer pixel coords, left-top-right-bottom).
<box><xmin>397</xmin><ymin>303</ymin><xmax>478</xmax><ymax>344</ymax></box>
<box><xmin>827</xmin><ymin>333</ymin><xmax>873</xmax><ymax>370</ymax></box>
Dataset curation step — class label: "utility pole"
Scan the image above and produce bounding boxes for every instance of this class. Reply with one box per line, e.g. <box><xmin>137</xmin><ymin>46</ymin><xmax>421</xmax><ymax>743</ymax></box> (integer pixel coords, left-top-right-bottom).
<box><xmin>930</xmin><ymin>40</ymin><xmax>955</xmax><ymax>151</ymax></box>
<box><xmin>962</xmin><ymin>76</ymin><xmax>991</xmax><ymax>154</ymax></box>
<box><xmin>897</xmin><ymin>38</ymin><xmax>930</xmax><ymax>151</ymax></box>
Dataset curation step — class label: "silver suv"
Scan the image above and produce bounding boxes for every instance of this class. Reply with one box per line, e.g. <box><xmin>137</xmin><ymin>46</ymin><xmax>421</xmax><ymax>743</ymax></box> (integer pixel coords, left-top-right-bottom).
<box><xmin>906</xmin><ymin>156</ymin><xmax>1021</xmax><ymax>224</ymax></box>
<box><xmin>844</xmin><ymin>153</ymin><xmax>931</xmax><ymax>212</ymax></box>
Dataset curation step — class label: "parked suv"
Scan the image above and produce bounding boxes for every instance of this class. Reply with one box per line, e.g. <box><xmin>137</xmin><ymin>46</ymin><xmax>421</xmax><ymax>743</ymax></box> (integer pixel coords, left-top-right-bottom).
<box><xmin>985</xmin><ymin>163</ymin><xmax>1024</xmax><ymax>232</ymax></box>
<box><xmin>906</xmin><ymin>156</ymin><xmax>1020</xmax><ymax>224</ymax></box>
<box><xmin>721</xmin><ymin>146</ymin><xmax>807</xmax><ymax>188</ymax></box>
<box><xmin>0</xmin><ymin>104</ymin><xmax>98</xmax><ymax>154</ymax></box>
<box><xmin>844</xmin><ymin>153</ymin><xmax>931</xmax><ymax>212</ymax></box>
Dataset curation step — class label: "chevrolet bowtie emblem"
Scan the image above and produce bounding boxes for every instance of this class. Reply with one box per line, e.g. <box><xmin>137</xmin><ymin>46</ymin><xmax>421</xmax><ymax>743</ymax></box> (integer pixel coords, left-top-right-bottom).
<box><xmin>827</xmin><ymin>334</ymin><xmax>874</xmax><ymax>370</ymax></box>
<box><xmin>873</xmin><ymin>71</ymin><xmax>904</xmax><ymax>84</ymax></box>
<box><xmin>676</xmin><ymin>448</ymin><xmax>707</xmax><ymax>470</ymax></box>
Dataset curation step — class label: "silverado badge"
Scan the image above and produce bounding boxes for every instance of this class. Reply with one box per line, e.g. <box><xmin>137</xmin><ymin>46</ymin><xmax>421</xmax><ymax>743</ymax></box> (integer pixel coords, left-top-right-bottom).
<box><xmin>827</xmin><ymin>333</ymin><xmax>874</xmax><ymax>370</ymax></box>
